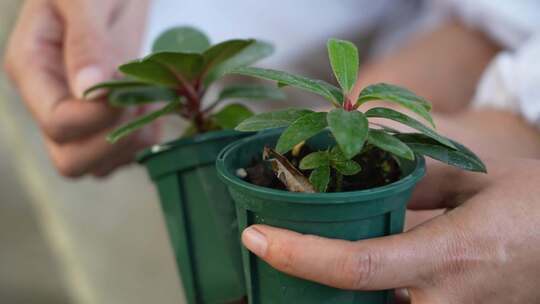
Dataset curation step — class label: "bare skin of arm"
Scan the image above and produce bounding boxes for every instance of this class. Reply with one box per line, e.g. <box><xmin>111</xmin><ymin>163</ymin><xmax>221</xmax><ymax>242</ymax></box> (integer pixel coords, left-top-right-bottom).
<box><xmin>359</xmin><ymin>19</ymin><xmax>501</xmax><ymax>114</ymax></box>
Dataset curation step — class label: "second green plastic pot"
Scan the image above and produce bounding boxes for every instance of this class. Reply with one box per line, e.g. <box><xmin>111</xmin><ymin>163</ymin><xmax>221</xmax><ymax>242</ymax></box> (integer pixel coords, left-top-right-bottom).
<box><xmin>138</xmin><ymin>130</ymin><xmax>251</xmax><ymax>304</ymax></box>
<box><xmin>216</xmin><ymin>130</ymin><xmax>426</xmax><ymax>304</ymax></box>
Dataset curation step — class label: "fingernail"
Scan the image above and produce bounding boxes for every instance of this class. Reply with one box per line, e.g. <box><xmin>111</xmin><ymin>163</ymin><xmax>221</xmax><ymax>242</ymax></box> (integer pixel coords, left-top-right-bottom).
<box><xmin>74</xmin><ymin>66</ymin><xmax>106</xmax><ymax>99</ymax></box>
<box><xmin>242</xmin><ymin>227</ymin><xmax>268</xmax><ymax>256</ymax></box>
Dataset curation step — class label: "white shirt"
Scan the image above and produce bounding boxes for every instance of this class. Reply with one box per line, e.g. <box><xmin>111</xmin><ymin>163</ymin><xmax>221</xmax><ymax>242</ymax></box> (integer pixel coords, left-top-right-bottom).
<box><xmin>144</xmin><ymin>0</ymin><xmax>423</xmax><ymax>74</ymax></box>
<box><xmin>145</xmin><ymin>0</ymin><xmax>540</xmax><ymax>127</ymax></box>
<box><xmin>443</xmin><ymin>0</ymin><xmax>540</xmax><ymax>127</ymax></box>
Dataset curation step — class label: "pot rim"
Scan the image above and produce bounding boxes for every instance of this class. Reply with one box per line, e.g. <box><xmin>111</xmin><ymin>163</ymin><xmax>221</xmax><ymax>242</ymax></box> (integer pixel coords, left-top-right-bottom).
<box><xmin>216</xmin><ymin>130</ymin><xmax>426</xmax><ymax>204</ymax></box>
<box><xmin>137</xmin><ymin>129</ymin><xmax>244</xmax><ymax>164</ymax></box>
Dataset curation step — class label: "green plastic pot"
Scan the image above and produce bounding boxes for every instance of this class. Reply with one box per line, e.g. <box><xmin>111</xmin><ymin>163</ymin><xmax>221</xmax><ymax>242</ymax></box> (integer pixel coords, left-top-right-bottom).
<box><xmin>138</xmin><ymin>130</ymin><xmax>252</xmax><ymax>304</ymax></box>
<box><xmin>216</xmin><ymin>130</ymin><xmax>426</xmax><ymax>304</ymax></box>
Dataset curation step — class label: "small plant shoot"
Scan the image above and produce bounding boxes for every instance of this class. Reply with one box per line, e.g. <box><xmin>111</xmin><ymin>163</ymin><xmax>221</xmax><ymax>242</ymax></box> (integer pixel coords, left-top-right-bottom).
<box><xmin>84</xmin><ymin>26</ymin><xmax>285</xmax><ymax>143</ymax></box>
<box><xmin>230</xmin><ymin>38</ymin><xmax>486</xmax><ymax>193</ymax></box>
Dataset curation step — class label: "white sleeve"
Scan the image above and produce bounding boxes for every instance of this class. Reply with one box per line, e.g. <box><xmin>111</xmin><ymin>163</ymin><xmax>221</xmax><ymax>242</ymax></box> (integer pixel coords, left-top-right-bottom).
<box><xmin>472</xmin><ymin>34</ymin><xmax>540</xmax><ymax>127</ymax></box>
<box><xmin>437</xmin><ymin>0</ymin><xmax>540</xmax><ymax>127</ymax></box>
<box><xmin>438</xmin><ymin>0</ymin><xmax>540</xmax><ymax>49</ymax></box>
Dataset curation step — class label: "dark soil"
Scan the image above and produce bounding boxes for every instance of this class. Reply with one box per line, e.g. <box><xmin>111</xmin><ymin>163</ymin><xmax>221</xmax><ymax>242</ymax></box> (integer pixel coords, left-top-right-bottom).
<box><xmin>243</xmin><ymin>144</ymin><xmax>402</xmax><ymax>192</ymax></box>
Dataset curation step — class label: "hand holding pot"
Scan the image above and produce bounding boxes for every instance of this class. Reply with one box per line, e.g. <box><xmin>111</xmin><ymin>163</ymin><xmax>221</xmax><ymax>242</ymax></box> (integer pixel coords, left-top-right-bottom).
<box><xmin>242</xmin><ymin>158</ymin><xmax>540</xmax><ymax>303</ymax></box>
<box><xmin>3</xmin><ymin>0</ymin><xmax>157</xmax><ymax>177</ymax></box>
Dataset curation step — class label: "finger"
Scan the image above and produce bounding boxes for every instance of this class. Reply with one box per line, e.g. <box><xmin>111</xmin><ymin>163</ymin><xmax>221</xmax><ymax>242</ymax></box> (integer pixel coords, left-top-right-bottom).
<box><xmin>45</xmin><ymin>114</ymin><xmax>156</xmax><ymax>178</ymax></box>
<box><xmin>91</xmin><ymin>154</ymin><xmax>135</xmax><ymax>178</ymax></box>
<box><xmin>58</xmin><ymin>0</ymin><xmax>115</xmax><ymax>98</ymax></box>
<box><xmin>242</xmin><ymin>219</ymin><xmax>463</xmax><ymax>291</ymax></box>
<box><xmin>91</xmin><ymin>123</ymin><xmax>159</xmax><ymax>177</ymax></box>
<box><xmin>4</xmin><ymin>0</ymin><xmax>121</xmax><ymax>143</ymax></box>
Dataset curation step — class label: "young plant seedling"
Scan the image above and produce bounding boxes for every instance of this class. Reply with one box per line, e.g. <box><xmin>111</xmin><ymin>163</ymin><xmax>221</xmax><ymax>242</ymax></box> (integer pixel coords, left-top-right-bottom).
<box><xmin>84</xmin><ymin>26</ymin><xmax>285</xmax><ymax>143</ymax></box>
<box><xmin>230</xmin><ymin>39</ymin><xmax>486</xmax><ymax>193</ymax></box>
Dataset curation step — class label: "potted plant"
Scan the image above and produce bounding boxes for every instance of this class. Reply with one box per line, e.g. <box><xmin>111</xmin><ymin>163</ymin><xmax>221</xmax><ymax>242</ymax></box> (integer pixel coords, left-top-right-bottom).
<box><xmin>216</xmin><ymin>39</ymin><xmax>486</xmax><ymax>304</ymax></box>
<box><xmin>84</xmin><ymin>26</ymin><xmax>285</xmax><ymax>304</ymax></box>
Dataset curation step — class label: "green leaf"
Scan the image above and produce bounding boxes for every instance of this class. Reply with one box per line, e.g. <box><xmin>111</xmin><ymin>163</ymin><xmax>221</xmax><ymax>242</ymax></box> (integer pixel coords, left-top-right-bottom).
<box><xmin>333</xmin><ymin>160</ymin><xmax>362</xmax><ymax>176</ymax></box>
<box><xmin>396</xmin><ymin>133</ymin><xmax>487</xmax><ymax>173</ymax></box>
<box><xmin>205</xmin><ymin>41</ymin><xmax>274</xmax><ymax>85</ymax></box>
<box><xmin>329</xmin><ymin>147</ymin><xmax>362</xmax><ymax>175</ymax></box>
<box><xmin>230</xmin><ymin>67</ymin><xmax>342</xmax><ymax>105</ymax></box>
<box><xmin>367</xmin><ymin>129</ymin><xmax>414</xmax><ymax>160</ymax></box>
<box><xmin>119</xmin><ymin>52</ymin><xmax>204</xmax><ymax>85</ymax></box>
<box><xmin>108</xmin><ymin>86</ymin><xmax>177</xmax><ymax>107</ymax></box>
<box><xmin>276</xmin><ymin>112</ymin><xmax>328</xmax><ymax>154</ymax></box>
<box><xmin>327</xmin><ymin>109</ymin><xmax>369</xmax><ymax>159</ymax></box>
<box><xmin>366</xmin><ymin>107</ymin><xmax>456</xmax><ymax>149</ymax></box>
<box><xmin>180</xmin><ymin>123</ymin><xmax>198</xmax><ymax>138</ymax></box>
<box><xmin>299</xmin><ymin>151</ymin><xmax>329</xmax><ymax>170</ymax></box>
<box><xmin>309</xmin><ymin>165</ymin><xmax>330</xmax><ymax>192</ymax></box>
<box><xmin>211</xmin><ymin>103</ymin><xmax>254</xmax><ymax>129</ymax></box>
<box><xmin>235</xmin><ymin>108</ymin><xmax>313</xmax><ymax>131</ymax></box>
<box><xmin>107</xmin><ymin>100</ymin><xmax>181</xmax><ymax>143</ymax></box>
<box><xmin>83</xmin><ymin>80</ymin><xmax>152</xmax><ymax>98</ymax></box>
<box><xmin>202</xmin><ymin>39</ymin><xmax>255</xmax><ymax>79</ymax></box>
<box><xmin>358</xmin><ymin>83</ymin><xmax>434</xmax><ymax>126</ymax></box>
<box><xmin>327</xmin><ymin>39</ymin><xmax>359</xmax><ymax>92</ymax></box>
<box><xmin>218</xmin><ymin>84</ymin><xmax>286</xmax><ymax>101</ymax></box>
<box><xmin>152</xmin><ymin>26</ymin><xmax>211</xmax><ymax>53</ymax></box>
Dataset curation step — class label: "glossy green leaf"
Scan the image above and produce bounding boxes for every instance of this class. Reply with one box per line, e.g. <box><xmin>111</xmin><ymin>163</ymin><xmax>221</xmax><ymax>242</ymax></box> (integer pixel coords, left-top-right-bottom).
<box><xmin>367</xmin><ymin>129</ymin><xmax>414</xmax><ymax>160</ymax></box>
<box><xmin>180</xmin><ymin>123</ymin><xmax>198</xmax><ymax>138</ymax></box>
<box><xmin>107</xmin><ymin>100</ymin><xmax>181</xmax><ymax>143</ymax></box>
<box><xmin>152</xmin><ymin>26</ymin><xmax>211</xmax><ymax>53</ymax></box>
<box><xmin>205</xmin><ymin>41</ymin><xmax>274</xmax><ymax>85</ymax></box>
<box><xmin>327</xmin><ymin>109</ymin><xmax>369</xmax><ymax>159</ymax></box>
<box><xmin>327</xmin><ymin>39</ymin><xmax>358</xmax><ymax>92</ymax></box>
<box><xmin>276</xmin><ymin>112</ymin><xmax>328</xmax><ymax>154</ymax></box>
<box><xmin>235</xmin><ymin>108</ymin><xmax>313</xmax><ymax>131</ymax></box>
<box><xmin>108</xmin><ymin>86</ymin><xmax>177</xmax><ymax>107</ymax></box>
<box><xmin>366</xmin><ymin>107</ymin><xmax>456</xmax><ymax>149</ymax></box>
<box><xmin>299</xmin><ymin>151</ymin><xmax>329</xmax><ymax>170</ymax></box>
<box><xmin>333</xmin><ymin>160</ymin><xmax>362</xmax><ymax>176</ymax></box>
<box><xmin>201</xmin><ymin>39</ymin><xmax>255</xmax><ymax>79</ymax></box>
<box><xmin>230</xmin><ymin>67</ymin><xmax>342</xmax><ymax>105</ymax></box>
<box><xmin>218</xmin><ymin>84</ymin><xmax>286</xmax><ymax>101</ymax></box>
<box><xmin>358</xmin><ymin>83</ymin><xmax>434</xmax><ymax>126</ymax></box>
<box><xmin>83</xmin><ymin>80</ymin><xmax>151</xmax><ymax>98</ymax></box>
<box><xmin>309</xmin><ymin>165</ymin><xmax>330</xmax><ymax>192</ymax></box>
<box><xmin>329</xmin><ymin>147</ymin><xmax>362</xmax><ymax>175</ymax></box>
<box><xmin>396</xmin><ymin>133</ymin><xmax>487</xmax><ymax>173</ymax></box>
<box><xmin>119</xmin><ymin>52</ymin><xmax>204</xmax><ymax>85</ymax></box>
<box><xmin>211</xmin><ymin>103</ymin><xmax>254</xmax><ymax>129</ymax></box>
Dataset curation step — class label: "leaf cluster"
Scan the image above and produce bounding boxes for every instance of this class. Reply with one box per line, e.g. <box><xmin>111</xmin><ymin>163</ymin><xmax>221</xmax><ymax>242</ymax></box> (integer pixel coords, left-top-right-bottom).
<box><xmin>84</xmin><ymin>26</ymin><xmax>285</xmax><ymax>143</ymax></box>
<box><xmin>231</xmin><ymin>39</ymin><xmax>486</xmax><ymax>192</ymax></box>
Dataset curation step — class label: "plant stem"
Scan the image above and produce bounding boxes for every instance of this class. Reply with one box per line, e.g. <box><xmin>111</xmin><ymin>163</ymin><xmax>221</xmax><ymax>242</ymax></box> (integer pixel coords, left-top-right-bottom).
<box><xmin>347</xmin><ymin>77</ymin><xmax>364</xmax><ymax>108</ymax></box>
<box><xmin>202</xmin><ymin>98</ymin><xmax>222</xmax><ymax>114</ymax></box>
<box><xmin>335</xmin><ymin>171</ymin><xmax>343</xmax><ymax>192</ymax></box>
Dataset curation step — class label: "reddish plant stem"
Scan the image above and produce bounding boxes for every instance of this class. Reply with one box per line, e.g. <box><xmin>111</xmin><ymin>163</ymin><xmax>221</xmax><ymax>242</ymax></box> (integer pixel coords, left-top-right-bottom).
<box><xmin>347</xmin><ymin>76</ymin><xmax>364</xmax><ymax>107</ymax></box>
<box><xmin>343</xmin><ymin>97</ymin><xmax>354</xmax><ymax>111</ymax></box>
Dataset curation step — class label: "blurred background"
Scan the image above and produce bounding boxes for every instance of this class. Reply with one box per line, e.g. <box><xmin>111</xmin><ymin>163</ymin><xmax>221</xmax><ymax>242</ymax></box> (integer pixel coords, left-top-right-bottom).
<box><xmin>0</xmin><ymin>1</ymin><xmax>406</xmax><ymax>302</ymax></box>
<box><xmin>0</xmin><ymin>1</ymin><xmax>183</xmax><ymax>303</ymax></box>
<box><xmin>0</xmin><ymin>0</ymin><xmax>462</xmax><ymax>303</ymax></box>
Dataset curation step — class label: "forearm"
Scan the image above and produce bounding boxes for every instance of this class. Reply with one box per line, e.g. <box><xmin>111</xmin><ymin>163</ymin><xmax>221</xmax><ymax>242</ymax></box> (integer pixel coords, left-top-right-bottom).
<box><xmin>435</xmin><ymin>109</ymin><xmax>540</xmax><ymax>159</ymax></box>
<box><xmin>359</xmin><ymin>20</ymin><xmax>501</xmax><ymax>114</ymax></box>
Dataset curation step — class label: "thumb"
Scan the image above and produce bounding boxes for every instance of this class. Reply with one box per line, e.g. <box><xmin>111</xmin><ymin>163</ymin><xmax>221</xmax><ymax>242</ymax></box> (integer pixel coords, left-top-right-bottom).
<box><xmin>242</xmin><ymin>220</ymin><xmax>455</xmax><ymax>291</ymax></box>
<box><xmin>61</xmin><ymin>4</ymin><xmax>112</xmax><ymax>98</ymax></box>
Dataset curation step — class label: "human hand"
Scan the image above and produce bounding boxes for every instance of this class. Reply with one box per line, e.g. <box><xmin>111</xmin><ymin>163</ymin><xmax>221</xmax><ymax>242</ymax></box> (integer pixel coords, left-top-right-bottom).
<box><xmin>4</xmin><ymin>0</ymin><xmax>156</xmax><ymax>177</ymax></box>
<box><xmin>241</xmin><ymin>158</ymin><xmax>540</xmax><ymax>303</ymax></box>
